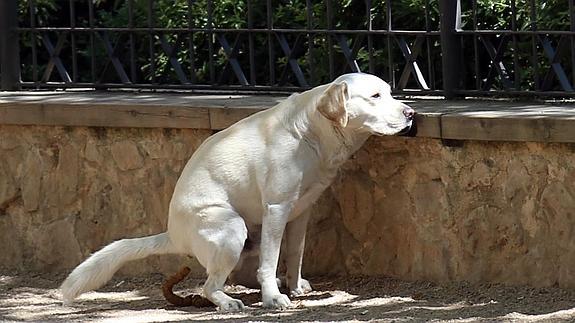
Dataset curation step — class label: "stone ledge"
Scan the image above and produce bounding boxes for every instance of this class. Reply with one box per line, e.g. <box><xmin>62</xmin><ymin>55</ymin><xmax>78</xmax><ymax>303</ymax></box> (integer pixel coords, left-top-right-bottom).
<box><xmin>1</xmin><ymin>91</ymin><xmax>575</xmax><ymax>142</ymax></box>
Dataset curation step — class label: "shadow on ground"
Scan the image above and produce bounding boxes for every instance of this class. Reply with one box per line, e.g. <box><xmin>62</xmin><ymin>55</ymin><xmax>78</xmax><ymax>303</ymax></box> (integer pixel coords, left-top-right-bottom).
<box><xmin>1</xmin><ymin>272</ymin><xmax>575</xmax><ymax>322</ymax></box>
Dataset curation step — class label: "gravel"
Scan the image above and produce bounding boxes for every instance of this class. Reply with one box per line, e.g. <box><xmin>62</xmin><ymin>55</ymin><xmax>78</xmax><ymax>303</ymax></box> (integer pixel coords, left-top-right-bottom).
<box><xmin>1</xmin><ymin>271</ymin><xmax>575</xmax><ymax>322</ymax></box>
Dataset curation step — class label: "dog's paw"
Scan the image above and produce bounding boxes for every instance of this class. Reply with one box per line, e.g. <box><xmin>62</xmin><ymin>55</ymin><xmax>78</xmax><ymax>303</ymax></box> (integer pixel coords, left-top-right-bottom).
<box><xmin>217</xmin><ymin>298</ymin><xmax>245</xmax><ymax>312</ymax></box>
<box><xmin>290</xmin><ymin>278</ymin><xmax>312</xmax><ymax>297</ymax></box>
<box><xmin>262</xmin><ymin>293</ymin><xmax>291</xmax><ymax>310</ymax></box>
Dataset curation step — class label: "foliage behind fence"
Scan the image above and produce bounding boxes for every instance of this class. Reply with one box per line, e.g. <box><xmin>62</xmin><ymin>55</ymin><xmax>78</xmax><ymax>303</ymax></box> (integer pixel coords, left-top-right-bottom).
<box><xmin>1</xmin><ymin>0</ymin><xmax>574</xmax><ymax>97</ymax></box>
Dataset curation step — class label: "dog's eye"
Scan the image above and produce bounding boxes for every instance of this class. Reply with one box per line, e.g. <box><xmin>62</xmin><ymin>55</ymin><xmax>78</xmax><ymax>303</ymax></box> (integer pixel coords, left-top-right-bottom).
<box><xmin>371</xmin><ymin>93</ymin><xmax>381</xmax><ymax>99</ymax></box>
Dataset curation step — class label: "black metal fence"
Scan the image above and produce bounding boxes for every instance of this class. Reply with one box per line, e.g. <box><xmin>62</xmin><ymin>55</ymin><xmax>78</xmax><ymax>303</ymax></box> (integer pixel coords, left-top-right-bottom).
<box><xmin>1</xmin><ymin>0</ymin><xmax>574</xmax><ymax>98</ymax></box>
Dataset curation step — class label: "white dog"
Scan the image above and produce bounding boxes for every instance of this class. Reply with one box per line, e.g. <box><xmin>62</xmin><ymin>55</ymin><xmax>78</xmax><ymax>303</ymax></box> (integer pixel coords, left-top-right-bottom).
<box><xmin>60</xmin><ymin>73</ymin><xmax>415</xmax><ymax>311</ymax></box>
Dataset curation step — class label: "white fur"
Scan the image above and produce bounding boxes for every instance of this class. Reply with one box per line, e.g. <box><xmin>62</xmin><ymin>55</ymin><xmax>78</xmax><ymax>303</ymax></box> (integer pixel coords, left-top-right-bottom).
<box><xmin>60</xmin><ymin>233</ymin><xmax>174</xmax><ymax>303</ymax></box>
<box><xmin>60</xmin><ymin>73</ymin><xmax>414</xmax><ymax>311</ymax></box>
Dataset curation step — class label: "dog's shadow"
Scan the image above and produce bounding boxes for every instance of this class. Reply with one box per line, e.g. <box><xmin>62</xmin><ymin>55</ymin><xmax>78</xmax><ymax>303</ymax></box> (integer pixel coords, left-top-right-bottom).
<box><xmin>291</xmin><ymin>292</ymin><xmax>332</xmax><ymax>301</ymax></box>
<box><xmin>165</xmin><ymin>290</ymin><xmax>333</xmax><ymax>309</ymax></box>
<box><xmin>232</xmin><ymin>290</ymin><xmax>332</xmax><ymax>306</ymax></box>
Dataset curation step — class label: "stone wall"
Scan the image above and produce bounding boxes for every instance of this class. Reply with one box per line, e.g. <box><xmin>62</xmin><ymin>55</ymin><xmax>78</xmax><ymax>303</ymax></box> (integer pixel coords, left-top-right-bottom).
<box><xmin>0</xmin><ymin>125</ymin><xmax>211</xmax><ymax>276</ymax></box>
<box><xmin>305</xmin><ymin>137</ymin><xmax>575</xmax><ymax>288</ymax></box>
<box><xmin>2</xmin><ymin>124</ymin><xmax>575</xmax><ymax>287</ymax></box>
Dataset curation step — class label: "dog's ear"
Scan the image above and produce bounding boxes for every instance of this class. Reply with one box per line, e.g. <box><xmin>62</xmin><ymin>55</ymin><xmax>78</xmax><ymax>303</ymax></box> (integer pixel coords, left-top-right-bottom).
<box><xmin>317</xmin><ymin>81</ymin><xmax>349</xmax><ymax>128</ymax></box>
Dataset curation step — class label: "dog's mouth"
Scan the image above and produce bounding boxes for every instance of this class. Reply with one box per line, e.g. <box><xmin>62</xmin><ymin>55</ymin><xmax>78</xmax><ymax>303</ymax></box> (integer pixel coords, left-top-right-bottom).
<box><xmin>396</xmin><ymin>122</ymin><xmax>417</xmax><ymax>137</ymax></box>
<box><xmin>370</xmin><ymin>120</ymin><xmax>416</xmax><ymax>137</ymax></box>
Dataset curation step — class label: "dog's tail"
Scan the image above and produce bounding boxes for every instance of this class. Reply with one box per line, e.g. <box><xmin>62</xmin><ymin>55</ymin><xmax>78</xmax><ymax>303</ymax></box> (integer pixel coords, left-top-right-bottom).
<box><xmin>60</xmin><ymin>232</ymin><xmax>175</xmax><ymax>303</ymax></box>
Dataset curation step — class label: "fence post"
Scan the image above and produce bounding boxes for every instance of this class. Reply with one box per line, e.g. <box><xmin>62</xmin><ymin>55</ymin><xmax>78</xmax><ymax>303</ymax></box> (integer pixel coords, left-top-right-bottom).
<box><xmin>439</xmin><ymin>0</ymin><xmax>462</xmax><ymax>99</ymax></box>
<box><xmin>0</xmin><ymin>0</ymin><xmax>21</xmax><ymax>91</ymax></box>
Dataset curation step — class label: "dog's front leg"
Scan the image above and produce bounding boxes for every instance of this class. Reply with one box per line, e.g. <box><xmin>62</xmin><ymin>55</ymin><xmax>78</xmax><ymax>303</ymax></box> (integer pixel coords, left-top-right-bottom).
<box><xmin>258</xmin><ymin>203</ymin><xmax>292</xmax><ymax>309</ymax></box>
<box><xmin>285</xmin><ymin>211</ymin><xmax>312</xmax><ymax>296</ymax></box>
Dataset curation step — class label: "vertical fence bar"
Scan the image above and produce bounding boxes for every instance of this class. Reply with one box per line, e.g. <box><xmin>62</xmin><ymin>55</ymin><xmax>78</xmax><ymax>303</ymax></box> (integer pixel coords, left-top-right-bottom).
<box><xmin>266</xmin><ymin>0</ymin><xmax>275</xmax><ymax>85</ymax></box>
<box><xmin>69</xmin><ymin>0</ymin><xmax>78</xmax><ymax>82</ymax></box>
<box><xmin>148</xmin><ymin>0</ymin><xmax>156</xmax><ymax>84</ymax></box>
<box><xmin>128</xmin><ymin>0</ymin><xmax>137</xmax><ymax>83</ymax></box>
<box><xmin>187</xmin><ymin>0</ymin><xmax>196</xmax><ymax>83</ymax></box>
<box><xmin>366</xmin><ymin>0</ymin><xmax>374</xmax><ymax>74</ymax></box>
<box><xmin>439</xmin><ymin>0</ymin><xmax>462</xmax><ymax>98</ymax></box>
<box><xmin>306</xmin><ymin>0</ymin><xmax>315</xmax><ymax>85</ymax></box>
<box><xmin>472</xmin><ymin>0</ymin><xmax>480</xmax><ymax>90</ymax></box>
<box><xmin>30</xmin><ymin>0</ymin><xmax>38</xmax><ymax>85</ymax></box>
<box><xmin>511</xmin><ymin>0</ymin><xmax>520</xmax><ymax>89</ymax></box>
<box><xmin>424</xmin><ymin>0</ymin><xmax>434</xmax><ymax>89</ymax></box>
<box><xmin>570</xmin><ymin>0</ymin><xmax>575</xmax><ymax>88</ymax></box>
<box><xmin>247</xmin><ymin>0</ymin><xmax>255</xmax><ymax>85</ymax></box>
<box><xmin>326</xmin><ymin>0</ymin><xmax>335</xmax><ymax>80</ymax></box>
<box><xmin>529</xmin><ymin>0</ymin><xmax>539</xmax><ymax>90</ymax></box>
<box><xmin>386</xmin><ymin>0</ymin><xmax>393</xmax><ymax>86</ymax></box>
<box><xmin>0</xmin><ymin>0</ymin><xmax>21</xmax><ymax>90</ymax></box>
<box><xmin>207</xmin><ymin>0</ymin><xmax>215</xmax><ymax>84</ymax></box>
<box><xmin>88</xmin><ymin>0</ymin><xmax>96</xmax><ymax>83</ymax></box>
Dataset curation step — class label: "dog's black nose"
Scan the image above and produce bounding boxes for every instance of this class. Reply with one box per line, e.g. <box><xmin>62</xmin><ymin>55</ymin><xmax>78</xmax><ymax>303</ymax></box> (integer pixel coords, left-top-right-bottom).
<box><xmin>403</xmin><ymin>106</ymin><xmax>415</xmax><ymax>120</ymax></box>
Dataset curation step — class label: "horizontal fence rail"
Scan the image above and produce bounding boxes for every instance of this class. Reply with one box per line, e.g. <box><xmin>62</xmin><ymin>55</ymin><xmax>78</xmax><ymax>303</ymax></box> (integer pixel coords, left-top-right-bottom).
<box><xmin>1</xmin><ymin>0</ymin><xmax>575</xmax><ymax>98</ymax></box>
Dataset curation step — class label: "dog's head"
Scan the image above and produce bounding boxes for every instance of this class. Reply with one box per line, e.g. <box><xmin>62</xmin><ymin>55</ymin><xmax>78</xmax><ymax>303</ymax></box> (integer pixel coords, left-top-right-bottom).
<box><xmin>317</xmin><ymin>73</ymin><xmax>415</xmax><ymax>136</ymax></box>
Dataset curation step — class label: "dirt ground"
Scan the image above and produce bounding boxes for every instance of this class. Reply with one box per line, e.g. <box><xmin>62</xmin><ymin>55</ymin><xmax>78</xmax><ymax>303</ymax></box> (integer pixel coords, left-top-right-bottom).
<box><xmin>2</xmin><ymin>271</ymin><xmax>575</xmax><ymax>322</ymax></box>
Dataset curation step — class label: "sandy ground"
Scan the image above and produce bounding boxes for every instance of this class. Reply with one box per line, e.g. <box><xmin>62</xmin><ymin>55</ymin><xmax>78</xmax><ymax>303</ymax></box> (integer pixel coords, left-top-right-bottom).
<box><xmin>2</xmin><ymin>271</ymin><xmax>575</xmax><ymax>322</ymax></box>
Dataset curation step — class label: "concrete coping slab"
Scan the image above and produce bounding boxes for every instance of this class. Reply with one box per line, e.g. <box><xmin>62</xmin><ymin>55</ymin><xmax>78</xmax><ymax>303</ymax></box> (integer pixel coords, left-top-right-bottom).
<box><xmin>1</xmin><ymin>91</ymin><xmax>575</xmax><ymax>143</ymax></box>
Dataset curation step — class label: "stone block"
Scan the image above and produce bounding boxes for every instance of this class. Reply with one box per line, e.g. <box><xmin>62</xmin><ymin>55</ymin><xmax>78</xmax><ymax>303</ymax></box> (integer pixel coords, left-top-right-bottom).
<box><xmin>335</xmin><ymin>172</ymin><xmax>374</xmax><ymax>241</ymax></box>
<box><xmin>110</xmin><ymin>140</ymin><xmax>144</xmax><ymax>171</ymax></box>
<box><xmin>32</xmin><ymin>217</ymin><xmax>82</xmax><ymax>269</ymax></box>
<box><xmin>57</xmin><ymin>143</ymin><xmax>79</xmax><ymax>206</ymax></box>
<box><xmin>0</xmin><ymin>163</ymin><xmax>18</xmax><ymax>210</ymax></box>
<box><xmin>84</xmin><ymin>139</ymin><xmax>101</xmax><ymax>163</ymax></box>
<box><xmin>21</xmin><ymin>148</ymin><xmax>42</xmax><ymax>212</ymax></box>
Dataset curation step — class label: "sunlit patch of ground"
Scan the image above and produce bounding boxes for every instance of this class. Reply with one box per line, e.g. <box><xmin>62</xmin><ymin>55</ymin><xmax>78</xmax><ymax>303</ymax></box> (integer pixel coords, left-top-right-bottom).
<box><xmin>1</xmin><ymin>272</ymin><xmax>575</xmax><ymax>322</ymax></box>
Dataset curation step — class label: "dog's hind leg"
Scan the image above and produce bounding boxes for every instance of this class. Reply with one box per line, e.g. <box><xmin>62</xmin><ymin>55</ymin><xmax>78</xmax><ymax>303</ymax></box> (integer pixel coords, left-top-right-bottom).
<box><xmin>191</xmin><ymin>206</ymin><xmax>247</xmax><ymax>311</ymax></box>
